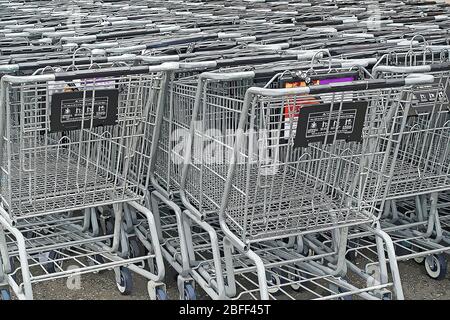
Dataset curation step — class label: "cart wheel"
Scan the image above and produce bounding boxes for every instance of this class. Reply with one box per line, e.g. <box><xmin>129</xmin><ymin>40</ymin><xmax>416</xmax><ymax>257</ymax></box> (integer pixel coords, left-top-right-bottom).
<box><xmin>303</xmin><ymin>248</ymin><xmax>314</xmax><ymax>257</ymax></box>
<box><xmin>394</xmin><ymin>241</ymin><xmax>411</xmax><ymax>256</ymax></box>
<box><xmin>414</xmin><ymin>257</ymin><xmax>425</xmax><ymax>264</ymax></box>
<box><xmin>290</xmin><ymin>282</ymin><xmax>301</xmax><ymax>292</ymax></box>
<box><xmin>94</xmin><ymin>254</ymin><xmax>104</xmax><ymax>264</ymax></box>
<box><xmin>88</xmin><ymin>254</ymin><xmax>104</xmax><ymax>273</ymax></box>
<box><xmin>129</xmin><ymin>238</ymin><xmax>145</xmax><ymax>258</ymax></box>
<box><xmin>156</xmin><ymin>288</ymin><xmax>168</xmax><ymax>300</ymax></box>
<box><xmin>105</xmin><ymin>219</ymin><xmax>114</xmax><ymax>246</ymax></box>
<box><xmin>105</xmin><ymin>218</ymin><xmax>114</xmax><ymax>233</ymax></box>
<box><xmin>345</xmin><ymin>240</ymin><xmax>359</xmax><ymax>261</ymax></box>
<box><xmin>182</xmin><ymin>283</ymin><xmax>197</xmax><ymax>300</ymax></box>
<box><xmin>44</xmin><ymin>251</ymin><xmax>61</xmax><ymax>274</ymax></box>
<box><xmin>0</xmin><ymin>289</ymin><xmax>11</xmax><ymax>300</ymax></box>
<box><xmin>116</xmin><ymin>267</ymin><xmax>133</xmax><ymax>295</ymax></box>
<box><xmin>267</xmin><ymin>270</ymin><xmax>282</xmax><ymax>295</ymax></box>
<box><xmin>338</xmin><ymin>287</ymin><xmax>353</xmax><ymax>300</ymax></box>
<box><xmin>288</xmin><ymin>271</ymin><xmax>304</xmax><ymax>292</ymax></box>
<box><xmin>129</xmin><ymin>238</ymin><xmax>147</xmax><ymax>268</ymax></box>
<box><xmin>330</xmin><ymin>281</ymin><xmax>353</xmax><ymax>300</ymax></box>
<box><xmin>425</xmin><ymin>254</ymin><xmax>447</xmax><ymax>280</ymax></box>
<box><xmin>381</xmin><ymin>290</ymin><xmax>393</xmax><ymax>300</ymax></box>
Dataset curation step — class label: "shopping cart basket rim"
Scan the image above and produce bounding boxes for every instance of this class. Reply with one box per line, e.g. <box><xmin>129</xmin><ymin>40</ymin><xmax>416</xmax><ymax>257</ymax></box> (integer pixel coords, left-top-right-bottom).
<box><xmin>239</xmin><ymin>73</ymin><xmax>435</xmax><ymax>97</ymax></box>
<box><xmin>0</xmin><ymin>61</ymin><xmax>210</xmax><ymax>83</ymax></box>
<box><xmin>373</xmin><ymin>62</ymin><xmax>450</xmax><ymax>77</ymax></box>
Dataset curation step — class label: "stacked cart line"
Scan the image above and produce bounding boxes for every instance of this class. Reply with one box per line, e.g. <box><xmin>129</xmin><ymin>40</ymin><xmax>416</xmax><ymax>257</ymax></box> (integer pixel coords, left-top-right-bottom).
<box><xmin>0</xmin><ymin>0</ymin><xmax>448</xmax><ymax>300</ymax></box>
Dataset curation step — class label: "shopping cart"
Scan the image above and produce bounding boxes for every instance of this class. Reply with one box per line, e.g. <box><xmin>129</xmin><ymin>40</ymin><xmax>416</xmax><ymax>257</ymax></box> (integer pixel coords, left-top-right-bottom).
<box><xmin>303</xmin><ymin>42</ymin><xmax>450</xmax><ymax>289</ymax></box>
<box><xmin>335</xmin><ymin>54</ymin><xmax>450</xmax><ymax>281</ymax></box>
<box><xmin>0</xmin><ymin>64</ymin><xmax>177</xmax><ymax>299</ymax></box>
<box><xmin>144</xmin><ymin>54</ymin><xmax>351</xmax><ymax>299</ymax></box>
<box><xmin>167</xmin><ymin>66</ymin><xmax>435</xmax><ymax>299</ymax></box>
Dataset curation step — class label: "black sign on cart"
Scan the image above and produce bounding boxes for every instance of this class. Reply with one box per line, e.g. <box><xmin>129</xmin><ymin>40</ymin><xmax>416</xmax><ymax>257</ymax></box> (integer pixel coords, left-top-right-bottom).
<box><xmin>293</xmin><ymin>101</ymin><xmax>368</xmax><ymax>148</ymax></box>
<box><xmin>408</xmin><ymin>88</ymin><xmax>450</xmax><ymax>116</ymax></box>
<box><xmin>50</xmin><ymin>89</ymin><xmax>119</xmax><ymax>132</ymax></box>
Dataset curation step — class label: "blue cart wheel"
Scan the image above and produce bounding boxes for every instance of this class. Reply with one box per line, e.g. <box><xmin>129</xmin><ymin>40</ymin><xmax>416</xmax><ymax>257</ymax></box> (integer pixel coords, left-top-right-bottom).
<box><xmin>266</xmin><ymin>270</ymin><xmax>282</xmax><ymax>295</ymax></box>
<box><xmin>104</xmin><ymin>219</ymin><xmax>115</xmax><ymax>247</ymax></box>
<box><xmin>44</xmin><ymin>251</ymin><xmax>61</xmax><ymax>274</ymax></box>
<box><xmin>183</xmin><ymin>284</ymin><xmax>196</xmax><ymax>300</ymax></box>
<box><xmin>88</xmin><ymin>254</ymin><xmax>105</xmax><ymax>273</ymax></box>
<box><xmin>425</xmin><ymin>254</ymin><xmax>447</xmax><ymax>280</ymax></box>
<box><xmin>0</xmin><ymin>289</ymin><xmax>11</xmax><ymax>300</ymax></box>
<box><xmin>129</xmin><ymin>238</ymin><xmax>145</xmax><ymax>258</ymax></box>
<box><xmin>394</xmin><ymin>241</ymin><xmax>411</xmax><ymax>256</ymax></box>
<box><xmin>338</xmin><ymin>288</ymin><xmax>353</xmax><ymax>300</ymax></box>
<box><xmin>116</xmin><ymin>267</ymin><xmax>133</xmax><ymax>295</ymax></box>
<box><xmin>156</xmin><ymin>288</ymin><xmax>168</xmax><ymax>300</ymax></box>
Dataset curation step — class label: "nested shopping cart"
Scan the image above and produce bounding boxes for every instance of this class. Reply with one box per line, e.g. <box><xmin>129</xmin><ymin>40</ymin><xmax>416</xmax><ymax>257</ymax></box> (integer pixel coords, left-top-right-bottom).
<box><xmin>0</xmin><ymin>64</ymin><xmax>180</xmax><ymax>299</ymax></box>
<box><xmin>309</xmin><ymin>49</ymin><xmax>450</xmax><ymax>287</ymax></box>
<box><xmin>169</xmin><ymin>65</ymin><xmax>435</xmax><ymax>299</ymax></box>
<box><xmin>147</xmin><ymin>55</ymin><xmax>384</xmax><ymax>299</ymax></box>
<box><xmin>356</xmin><ymin>56</ymin><xmax>450</xmax><ymax>280</ymax></box>
<box><xmin>144</xmin><ymin>54</ymin><xmax>342</xmax><ymax>299</ymax></box>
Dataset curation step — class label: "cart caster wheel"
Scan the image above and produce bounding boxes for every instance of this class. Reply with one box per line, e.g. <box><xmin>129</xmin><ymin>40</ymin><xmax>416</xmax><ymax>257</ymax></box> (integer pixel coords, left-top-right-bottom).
<box><xmin>156</xmin><ymin>288</ymin><xmax>168</xmax><ymax>300</ymax></box>
<box><xmin>290</xmin><ymin>282</ymin><xmax>301</xmax><ymax>292</ymax></box>
<box><xmin>182</xmin><ymin>283</ymin><xmax>197</xmax><ymax>300</ymax></box>
<box><xmin>381</xmin><ymin>290</ymin><xmax>392</xmax><ymax>300</ymax></box>
<box><xmin>105</xmin><ymin>219</ymin><xmax>114</xmax><ymax>233</ymax></box>
<box><xmin>330</xmin><ymin>281</ymin><xmax>352</xmax><ymax>300</ymax></box>
<box><xmin>338</xmin><ymin>287</ymin><xmax>353</xmax><ymax>300</ymax></box>
<box><xmin>414</xmin><ymin>257</ymin><xmax>425</xmax><ymax>264</ymax></box>
<box><xmin>105</xmin><ymin>219</ymin><xmax>114</xmax><ymax>246</ymax></box>
<box><xmin>288</xmin><ymin>271</ymin><xmax>305</xmax><ymax>292</ymax></box>
<box><xmin>116</xmin><ymin>267</ymin><xmax>133</xmax><ymax>295</ymax></box>
<box><xmin>303</xmin><ymin>248</ymin><xmax>314</xmax><ymax>257</ymax></box>
<box><xmin>267</xmin><ymin>270</ymin><xmax>282</xmax><ymax>295</ymax></box>
<box><xmin>394</xmin><ymin>241</ymin><xmax>411</xmax><ymax>256</ymax></box>
<box><xmin>345</xmin><ymin>240</ymin><xmax>359</xmax><ymax>261</ymax></box>
<box><xmin>44</xmin><ymin>251</ymin><xmax>61</xmax><ymax>274</ymax></box>
<box><xmin>0</xmin><ymin>289</ymin><xmax>11</xmax><ymax>300</ymax></box>
<box><xmin>129</xmin><ymin>238</ymin><xmax>145</xmax><ymax>258</ymax></box>
<box><xmin>94</xmin><ymin>254</ymin><xmax>104</xmax><ymax>263</ymax></box>
<box><xmin>425</xmin><ymin>254</ymin><xmax>447</xmax><ymax>280</ymax></box>
<box><xmin>148</xmin><ymin>282</ymin><xmax>168</xmax><ymax>300</ymax></box>
<box><xmin>88</xmin><ymin>254</ymin><xmax>104</xmax><ymax>273</ymax></box>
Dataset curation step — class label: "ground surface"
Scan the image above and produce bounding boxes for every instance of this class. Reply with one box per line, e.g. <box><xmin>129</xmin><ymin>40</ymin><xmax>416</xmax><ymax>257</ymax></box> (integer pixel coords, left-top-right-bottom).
<box><xmin>23</xmin><ymin>259</ymin><xmax>449</xmax><ymax>300</ymax></box>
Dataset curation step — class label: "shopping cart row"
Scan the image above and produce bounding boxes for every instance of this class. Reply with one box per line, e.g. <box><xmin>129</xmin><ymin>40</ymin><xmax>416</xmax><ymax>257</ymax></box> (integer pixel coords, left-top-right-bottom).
<box><xmin>0</xmin><ymin>0</ymin><xmax>448</xmax><ymax>300</ymax></box>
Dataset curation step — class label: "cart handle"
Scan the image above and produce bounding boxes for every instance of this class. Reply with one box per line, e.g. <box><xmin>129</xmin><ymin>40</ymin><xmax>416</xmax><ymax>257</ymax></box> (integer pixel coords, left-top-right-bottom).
<box><xmin>373</xmin><ymin>63</ymin><xmax>450</xmax><ymax>77</ymax></box>
<box><xmin>245</xmin><ymin>74</ymin><xmax>435</xmax><ymax>97</ymax></box>
<box><xmin>0</xmin><ymin>50</ymin><xmax>314</xmax><ymax>74</ymax></box>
